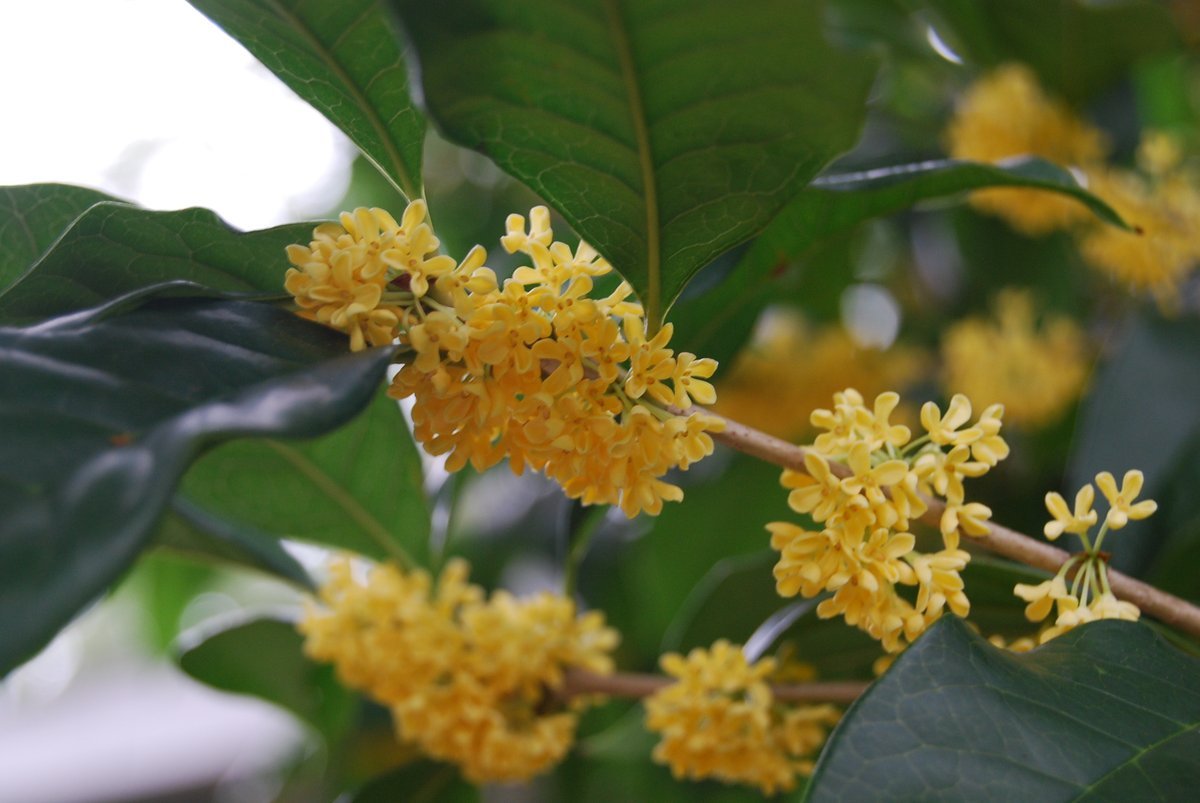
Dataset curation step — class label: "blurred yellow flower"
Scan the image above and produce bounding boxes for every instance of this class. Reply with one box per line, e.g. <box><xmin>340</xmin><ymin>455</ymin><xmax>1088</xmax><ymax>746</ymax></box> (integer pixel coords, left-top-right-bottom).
<box><xmin>1080</xmin><ymin>162</ymin><xmax>1200</xmax><ymax>306</ymax></box>
<box><xmin>713</xmin><ymin>310</ymin><xmax>927</xmax><ymax>441</ymax></box>
<box><xmin>644</xmin><ymin>641</ymin><xmax>839</xmax><ymax>795</ymax></box>
<box><xmin>946</xmin><ymin>64</ymin><xmax>1107</xmax><ymax>235</ymax></box>
<box><xmin>299</xmin><ymin>557</ymin><xmax>618</xmax><ymax>783</ymax></box>
<box><xmin>941</xmin><ymin>290</ymin><xmax>1090</xmax><ymax>428</ymax></box>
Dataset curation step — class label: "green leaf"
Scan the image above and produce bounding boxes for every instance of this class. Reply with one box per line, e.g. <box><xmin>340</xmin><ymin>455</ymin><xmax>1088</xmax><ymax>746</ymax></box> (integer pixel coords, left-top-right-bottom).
<box><xmin>806</xmin><ymin>618</ymin><xmax>1200</xmax><ymax>802</ymax></box>
<box><xmin>154</xmin><ymin>497</ymin><xmax>314</xmax><ymax>589</ymax></box>
<box><xmin>0</xmin><ymin>293</ymin><xmax>392</xmax><ymax>676</ymax></box>
<box><xmin>178</xmin><ymin>616</ymin><xmax>356</xmax><ymax>739</ymax></box>
<box><xmin>187</xmin><ymin>0</ymin><xmax>424</xmax><ymax>198</ymax></box>
<box><xmin>1068</xmin><ymin>312</ymin><xmax>1200</xmax><ymax>576</ymax></box>
<box><xmin>180</xmin><ymin>390</ymin><xmax>430</xmax><ymax>565</ymax></box>
<box><xmin>392</xmin><ymin>0</ymin><xmax>878</xmax><ymax>324</ymax></box>
<box><xmin>0</xmin><ymin>202</ymin><xmax>311</xmax><ymax>324</ymax></box>
<box><xmin>351</xmin><ymin>761</ymin><xmax>478</xmax><ymax>803</ymax></box>
<box><xmin>670</xmin><ymin>157</ymin><xmax>1125</xmax><ymax>357</ymax></box>
<box><xmin>0</xmin><ymin>183</ymin><xmax>121</xmax><ymax>294</ymax></box>
<box><xmin>921</xmin><ymin>0</ymin><xmax>1180</xmax><ymax>102</ymax></box>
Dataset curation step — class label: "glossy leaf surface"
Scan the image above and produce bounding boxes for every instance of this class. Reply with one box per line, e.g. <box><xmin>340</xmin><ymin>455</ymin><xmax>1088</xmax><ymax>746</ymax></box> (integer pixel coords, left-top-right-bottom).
<box><xmin>807</xmin><ymin>618</ymin><xmax>1200</xmax><ymax>801</ymax></box>
<box><xmin>0</xmin><ymin>294</ymin><xmax>391</xmax><ymax>675</ymax></box>
<box><xmin>394</xmin><ymin>0</ymin><xmax>878</xmax><ymax>324</ymax></box>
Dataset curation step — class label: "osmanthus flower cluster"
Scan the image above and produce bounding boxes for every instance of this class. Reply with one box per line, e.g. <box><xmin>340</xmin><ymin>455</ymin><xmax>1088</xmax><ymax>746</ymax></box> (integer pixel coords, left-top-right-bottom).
<box><xmin>299</xmin><ymin>557</ymin><xmax>619</xmax><ymax>783</ymax></box>
<box><xmin>941</xmin><ymin>289</ymin><xmax>1089</xmax><ymax>429</ymax></box>
<box><xmin>769</xmin><ymin>389</ymin><xmax>1009</xmax><ymax>652</ymax></box>
<box><xmin>1013</xmin><ymin>470</ymin><xmax>1156</xmax><ymax>644</ymax></box>
<box><xmin>284</xmin><ymin>202</ymin><xmax>723</xmax><ymax>518</ymax></box>
<box><xmin>946</xmin><ymin>64</ymin><xmax>1200</xmax><ymax>303</ymax></box>
<box><xmin>643</xmin><ymin>640</ymin><xmax>841</xmax><ymax>796</ymax></box>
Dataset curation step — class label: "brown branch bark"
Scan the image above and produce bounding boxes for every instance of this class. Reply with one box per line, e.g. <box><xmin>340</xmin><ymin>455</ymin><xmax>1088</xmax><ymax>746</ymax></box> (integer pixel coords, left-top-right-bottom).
<box><xmin>561</xmin><ymin>669</ymin><xmax>868</xmax><ymax>705</ymax></box>
<box><xmin>704</xmin><ymin>410</ymin><xmax>1200</xmax><ymax>640</ymax></box>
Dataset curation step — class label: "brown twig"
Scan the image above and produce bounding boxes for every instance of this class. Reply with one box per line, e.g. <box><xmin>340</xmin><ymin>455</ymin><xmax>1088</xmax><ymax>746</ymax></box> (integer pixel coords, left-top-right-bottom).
<box><xmin>704</xmin><ymin>410</ymin><xmax>1200</xmax><ymax>640</ymax></box>
<box><xmin>561</xmin><ymin>669</ymin><xmax>868</xmax><ymax>705</ymax></box>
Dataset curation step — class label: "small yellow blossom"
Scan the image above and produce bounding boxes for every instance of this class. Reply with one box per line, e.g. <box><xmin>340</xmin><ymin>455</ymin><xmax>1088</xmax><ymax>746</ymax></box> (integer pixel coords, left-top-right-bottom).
<box><xmin>299</xmin><ymin>557</ymin><xmax>618</xmax><ymax>783</ymax></box>
<box><xmin>941</xmin><ymin>290</ymin><xmax>1090</xmax><ymax>428</ymax></box>
<box><xmin>644</xmin><ymin>641</ymin><xmax>840</xmax><ymax>796</ymax></box>
<box><xmin>1043</xmin><ymin>485</ymin><xmax>1097</xmax><ymax>540</ymax></box>
<box><xmin>945</xmin><ymin>64</ymin><xmax>1107</xmax><ymax>235</ymax></box>
<box><xmin>1094</xmin><ymin>469</ymin><xmax>1157</xmax><ymax>530</ymax></box>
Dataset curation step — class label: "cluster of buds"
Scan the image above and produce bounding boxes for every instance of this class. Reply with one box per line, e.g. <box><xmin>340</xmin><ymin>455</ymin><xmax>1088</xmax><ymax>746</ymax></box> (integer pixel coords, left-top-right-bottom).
<box><xmin>769</xmin><ymin>389</ymin><xmax>1008</xmax><ymax>652</ymax></box>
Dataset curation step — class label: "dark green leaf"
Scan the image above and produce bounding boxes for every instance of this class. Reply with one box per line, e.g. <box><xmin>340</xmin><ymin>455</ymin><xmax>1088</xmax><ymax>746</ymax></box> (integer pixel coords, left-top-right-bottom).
<box><xmin>178</xmin><ymin>616</ymin><xmax>355</xmax><ymax>739</ymax></box>
<box><xmin>351</xmin><ymin>761</ymin><xmax>478</xmax><ymax>803</ymax></box>
<box><xmin>180</xmin><ymin>390</ymin><xmax>430</xmax><ymax>565</ymax></box>
<box><xmin>393</xmin><ymin>0</ymin><xmax>878</xmax><ymax>324</ymax></box>
<box><xmin>0</xmin><ymin>293</ymin><xmax>392</xmax><ymax>676</ymax></box>
<box><xmin>188</xmin><ymin>0</ymin><xmax>424</xmax><ymax>198</ymax></box>
<box><xmin>0</xmin><ymin>183</ymin><xmax>121</xmax><ymax>294</ymax></box>
<box><xmin>1068</xmin><ymin>312</ymin><xmax>1200</xmax><ymax>576</ymax></box>
<box><xmin>0</xmin><ymin>202</ymin><xmax>311</xmax><ymax>324</ymax></box>
<box><xmin>154</xmin><ymin>497</ymin><xmax>314</xmax><ymax>589</ymax></box>
<box><xmin>921</xmin><ymin>0</ymin><xmax>1180</xmax><ymax>102</ymax></box>
<box><xmin>806</xmin><ymin>618</ymin><xmax>1200</xmax><ymax>802</ymax></box>
<box><xmin>669</xmin><ymin>157</ymin><xmax>1124</xmax><ymax>358</ymax></box>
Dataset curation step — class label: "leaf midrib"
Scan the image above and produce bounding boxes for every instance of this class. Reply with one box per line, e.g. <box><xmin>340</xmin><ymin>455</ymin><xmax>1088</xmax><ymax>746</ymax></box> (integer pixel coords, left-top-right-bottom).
<box><xmin>264</xmin><ymin>438</ymin><xmax>410</xmax><ymax>565</ymax></box>
<box><xmin>262</xmin><ymin>0</ymin><xmax>418</xmax><ymax>200</ymax></box>
<box><xmin>602</xmin><ymin>0</ymin><xmax>660</xmax><ymax>326</ymax></box>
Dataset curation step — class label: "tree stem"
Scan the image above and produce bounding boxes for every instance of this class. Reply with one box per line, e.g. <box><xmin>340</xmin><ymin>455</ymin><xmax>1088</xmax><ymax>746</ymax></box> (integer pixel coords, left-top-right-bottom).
<box><xmin>703</xmin><ymin>410</ymin><xmax>1200</xmax><ymax>640</ymax></box>
<box><xmin>560</xmin><ymin>669</ymin><xmax>868</xmax><ymax>704</ymax></box>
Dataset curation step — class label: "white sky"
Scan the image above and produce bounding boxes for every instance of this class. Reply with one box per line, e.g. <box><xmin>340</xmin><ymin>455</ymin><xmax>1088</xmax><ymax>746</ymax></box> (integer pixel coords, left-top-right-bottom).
<box><xmin>0</xmin><ymin>0</ymin><xmax>354</xmax><ymax>230</ymax></box>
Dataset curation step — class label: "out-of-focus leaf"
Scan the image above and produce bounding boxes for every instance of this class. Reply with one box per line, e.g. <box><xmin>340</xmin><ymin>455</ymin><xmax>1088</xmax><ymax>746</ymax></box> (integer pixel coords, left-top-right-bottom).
<box><xmin>921</xmin><ymin>0</ymin><xmax>1180</xmax><ymax>102</ymax></box>
<box><xmin>599</xmin><ymin>454</ymin><xmax>791</xmax><ymax>662</ymax></box>
<box><xmin>0</xmin><ymin>183</ymin><xmax>119</xmax><ymax>293</ymax></box>
<box><xmin>1145</xmin><ymin>433</ymin><xmax>1200</xmax><ymax>602</ymax></box>
<box><xmin>155</xmin><ymin>497</ymin><xmax>313</xmax><ymax>589</ymax></box>
<box><xmin>180</xmin><ymin>391</ymin><xmax>430</xmax><ymax>565</ymax></box>
<box><xmin>126</xmin><ymin>552</ymin><xmax>218</xmax><ymax>654</ymax></box>
<box><xmin>350</xmin><ymin>761</ymin><xmax>478</xmax><ymax>803</ymax></box>
<box><xmin>0</xmin><ymin>203</ymin><xmax>310</xmax><ymax>324</ymax></box>
<box><xmin>670</xmin><ymin>157</ymin><xmax>1124</xmax><ymax>358</ymax></box>
<box><xmin>807</xmin><ymin>618</ymin><xmax>1200</xmax><ymax>801</ymax></box>
<box><xmin>187</xmin><ymin>0</ymin><xmax>424</xmax><ymax>198</ymax></box>
<box><xmin>178</xmin><ymin>616</ymin><xmax>355</xmax><ymax>739</ymax></box>
<box><xmin>392</xmin><ymin>0</ymin><xmax>878</xmax><ymax>325</ymax></box>
<box><xmin>0</xmin><ymin>292</ymin><xmax>392</xmax><ymax>676</ymax></box>
<box><xmin>1068</xmin><ymin>312</ymin><xmax>1200</xmax><ymax>575</ymax></box>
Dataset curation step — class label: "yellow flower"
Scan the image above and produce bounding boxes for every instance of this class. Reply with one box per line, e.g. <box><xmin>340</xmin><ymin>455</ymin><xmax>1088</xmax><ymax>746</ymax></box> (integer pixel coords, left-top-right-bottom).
<box><xmin>1095</xmin><ymin>469</ymin><xmax>1157</xmax><ymax>529</ymax></box>
<box><xmin>299</xmin><ymin>557</ymin><xmax>618</xmax><ymax>784</ymax></box>
<box><xmin>644</xmin><ymin>641</ymin><xmax>839</xmax><ymax>796</ymax></box>
<box><xmin>713</xmin><ymin>310</ymin><xmax>927</xmax><ymax>441</ymax></box>
<box><xmin>1043</xmin><ymin>484</ymin><xmax>1098</xmax><ymax>540</ymax></box>
<box><xmin>920</xmin><ymin>394</ymin><xmax>981</xmax><ymax>446</ymax></box>
<box><xmin>941</xmin><ymin>290</ymin><xmax>1090</xmax><ymax>428</ymax></box>
<box><xmin>945</xmin><ymin>64</ymin><xmax>1107</xmax><ymax>235</ymax></box>
<box><xmin>1013</xmin><ymin>574</ymin><xmax>1073</xmax><ymax>622</ymax></box>
<box><xmin>1079</xmin><ymin>164</ymin><xmax>1200</xmax><ymax>306</ymax></box>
